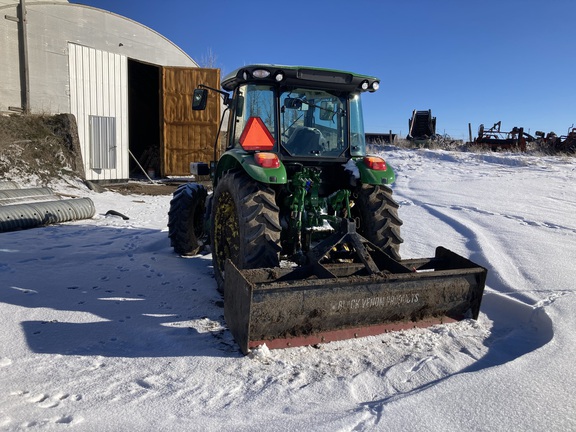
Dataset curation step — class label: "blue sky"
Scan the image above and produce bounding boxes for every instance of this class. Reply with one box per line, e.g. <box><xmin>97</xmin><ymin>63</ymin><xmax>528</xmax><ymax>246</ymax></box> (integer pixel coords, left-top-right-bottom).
<box><xmin>72</xmin><ymin>0</ymin><xmax>575</xmax><ymax>140</ymax></box>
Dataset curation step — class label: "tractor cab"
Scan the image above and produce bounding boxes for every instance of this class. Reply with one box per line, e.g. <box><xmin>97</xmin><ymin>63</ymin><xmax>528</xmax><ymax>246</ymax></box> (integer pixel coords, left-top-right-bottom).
<box><xmin>193</xmin><ymin>65</ymin><xmax>385</xmax><ymax>174</ymax></box>
<box><xmin>232</xmin><ymin>83</ymin><xmax>366</xmax><ymax>161</ymax></box>
<box><xmin>222</xmin><ymin>65</ymin><xmax>378</xmax><ymax>162</ymax></box>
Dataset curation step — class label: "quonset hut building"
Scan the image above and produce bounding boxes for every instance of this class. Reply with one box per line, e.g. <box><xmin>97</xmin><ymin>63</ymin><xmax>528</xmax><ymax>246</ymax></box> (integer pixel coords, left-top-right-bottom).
<box><xmin>0</xmin><ymin>0</ymin><xmax>220</xmax><ymax>181</ymax></box>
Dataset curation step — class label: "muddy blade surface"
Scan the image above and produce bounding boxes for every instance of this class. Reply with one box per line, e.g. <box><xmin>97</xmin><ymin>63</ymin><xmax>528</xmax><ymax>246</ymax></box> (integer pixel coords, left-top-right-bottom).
<box><xmin>224</xmin><ymin>247</ymin><xmax>487</xmax><ymax>355</ymax></box>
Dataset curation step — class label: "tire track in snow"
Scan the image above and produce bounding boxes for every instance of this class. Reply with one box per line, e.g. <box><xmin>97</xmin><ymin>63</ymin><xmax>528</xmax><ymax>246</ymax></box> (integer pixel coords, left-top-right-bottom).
<box><xmin>396</xmin><ymin>194</ymin><xmax>554</xmax><ymax>369</ymax></box>
<box><xmin>448</xmin><ymin>204</ymin><xmax>576</xmax><ymax>235</ymax></box>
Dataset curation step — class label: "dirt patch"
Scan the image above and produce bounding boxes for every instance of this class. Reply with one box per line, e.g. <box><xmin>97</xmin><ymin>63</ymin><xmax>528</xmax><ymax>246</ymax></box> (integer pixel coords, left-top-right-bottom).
<box><xmin>104</xmin><ymin>179</ymin><xmax>212</xmax><ymax>196</ymax></box>
<box><xmin>105</xmin><ymin>182</ymin><xmax>181</xmax><ymax>196</ymax></box>
<box><xmin>0</xmin><ymin>114</ymin><xmax>210</xmax><ymax>196</ymax></box>
<box><xmin>0</xmin><ymin>114</ymin><xmax>84</xmax><ymax>185</ymax></box>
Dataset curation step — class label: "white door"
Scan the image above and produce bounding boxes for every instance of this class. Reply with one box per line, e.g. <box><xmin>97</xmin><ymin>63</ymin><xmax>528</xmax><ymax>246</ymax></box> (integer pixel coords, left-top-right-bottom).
<box><xmin>68</xmin><ymin>43</ymin><xmax>128</xmax><ymax>181</ymax></box>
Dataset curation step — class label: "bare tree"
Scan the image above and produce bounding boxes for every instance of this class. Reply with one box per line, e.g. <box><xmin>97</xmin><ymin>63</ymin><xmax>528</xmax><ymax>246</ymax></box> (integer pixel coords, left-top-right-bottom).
<box><xmin>199</xmin><ymin>48</ymin><xmax>218</xmax><ymax>68</ymax></box>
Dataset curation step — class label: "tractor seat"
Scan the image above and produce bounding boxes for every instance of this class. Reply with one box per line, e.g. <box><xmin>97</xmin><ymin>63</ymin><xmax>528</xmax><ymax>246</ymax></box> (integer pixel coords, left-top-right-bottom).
<box><xmin>286</xmin><ymin>127</ymin><xmax>325</xmax><ymax>155</ymax></box>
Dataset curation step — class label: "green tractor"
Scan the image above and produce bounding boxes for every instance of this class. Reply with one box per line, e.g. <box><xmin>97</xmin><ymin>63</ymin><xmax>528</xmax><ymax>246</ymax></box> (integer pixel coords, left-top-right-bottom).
<box><xmin>168</xmin><ymin>65</ymin><xmax>486</xmax><ymax>354</ymax></box>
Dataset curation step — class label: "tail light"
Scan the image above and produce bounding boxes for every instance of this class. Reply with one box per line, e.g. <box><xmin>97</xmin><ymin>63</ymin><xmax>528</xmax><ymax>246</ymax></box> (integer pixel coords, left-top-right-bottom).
<box><xmin>254</xmin><ymin>152</ymin><xmax>280</xmax><ymax>169</ymax></box>
<box><xmin>363</xmin><ymin>156</ymin><xmax>387</xmax><ymax>171</ymax></box>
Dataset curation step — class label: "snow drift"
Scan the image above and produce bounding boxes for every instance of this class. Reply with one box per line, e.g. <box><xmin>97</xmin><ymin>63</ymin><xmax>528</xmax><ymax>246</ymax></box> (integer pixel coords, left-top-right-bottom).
<box><xmin>1</xmin><ymin>147</ymin><xmax>575</xmax><ymax>431</ymax></box>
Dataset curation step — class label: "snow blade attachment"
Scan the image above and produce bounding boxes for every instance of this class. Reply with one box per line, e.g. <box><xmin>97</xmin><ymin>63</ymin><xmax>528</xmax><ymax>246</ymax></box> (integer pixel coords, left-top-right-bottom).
<box><xmin>224</xmin><ymin>247</ymin><xmax>487</xmax><ymax>355</ymax></box>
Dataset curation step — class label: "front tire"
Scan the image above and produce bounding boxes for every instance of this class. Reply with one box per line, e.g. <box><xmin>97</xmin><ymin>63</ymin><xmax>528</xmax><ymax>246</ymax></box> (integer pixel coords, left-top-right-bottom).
<box><xmin>353</xmin><ymin>184</ymin><xmax>404</xmax><ymax>260</ymax></box>
<box><xmin>168</xmin><ymin>183</ymin><xmax>208</xmax><ymax>256</ymax></box>
<box><xmin>211</xmin><ymin>170</ymin><xmax>281</xmax><ymax>292</ymax></box>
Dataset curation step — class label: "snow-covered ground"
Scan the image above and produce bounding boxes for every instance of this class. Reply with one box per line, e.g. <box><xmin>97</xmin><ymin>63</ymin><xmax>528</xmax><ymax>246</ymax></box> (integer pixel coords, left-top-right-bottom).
<box><xmin>1</xmin><ymin>148</ymin><xmax>575</xmax><ymax>431</ymax></box>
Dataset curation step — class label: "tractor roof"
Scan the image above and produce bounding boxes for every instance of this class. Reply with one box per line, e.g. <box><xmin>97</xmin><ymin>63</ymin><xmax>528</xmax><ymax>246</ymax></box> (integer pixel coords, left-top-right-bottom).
<box><xmin>221</xmin><ymin>64</ymin><xmax>380</xmax><ymax>94</ymax></box>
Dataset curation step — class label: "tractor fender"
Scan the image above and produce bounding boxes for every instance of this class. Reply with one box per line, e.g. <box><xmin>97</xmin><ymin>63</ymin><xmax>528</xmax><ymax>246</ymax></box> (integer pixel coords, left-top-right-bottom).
<box><xmin>215</xmin><ymin>149</ymin><xmax>287</xmax><ymax>187</ymax></box>
<box><xmin>355</xmin><ymin>157</ymin><xmax>396</xmax><ymax>186</ymax></box>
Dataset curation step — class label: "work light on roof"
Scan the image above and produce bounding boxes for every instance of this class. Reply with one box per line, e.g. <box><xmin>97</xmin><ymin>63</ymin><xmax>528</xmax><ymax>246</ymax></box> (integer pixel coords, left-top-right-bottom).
<box><xmin>372</xmin><ymin>81</ymin><xmax>380</xmax><ymax>91</ymax></box>
<box><xmin>252</xmin><ymin>69</ymin><xmax>271</xmax><ymax>79</ymax></box>
<box><xmin>275</xmin><ymin>72</ymin><xmax>284</xmax><ymax>82</ymax></box>
<box><xmin>361</xmin><ymin>81</ymin><xmax>369</xmax><ymax>91</ymax></box>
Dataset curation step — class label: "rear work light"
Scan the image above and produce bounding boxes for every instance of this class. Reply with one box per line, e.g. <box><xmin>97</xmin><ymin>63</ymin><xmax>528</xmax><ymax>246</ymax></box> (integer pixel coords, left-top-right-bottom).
<box><xmin>364</xmin><ymin>156</ymin><xmax>387</xmax><ymax>171</ymax></box>
<box><xmin>254</xmin><ymin>152</ymin><xmax>280</xmax><ymax>169</ymax></box>
<box><xmin>252</xmin><ymin>69</ymin><xmax>270</xmax><ymax>79</ymax></box>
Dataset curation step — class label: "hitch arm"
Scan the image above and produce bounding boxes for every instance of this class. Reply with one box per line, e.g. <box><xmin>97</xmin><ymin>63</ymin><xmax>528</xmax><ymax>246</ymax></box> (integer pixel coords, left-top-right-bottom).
<box><xmin>307</xmin><ymin>219</ymin><xmax>412</xmax><ymax>277</ymax></box>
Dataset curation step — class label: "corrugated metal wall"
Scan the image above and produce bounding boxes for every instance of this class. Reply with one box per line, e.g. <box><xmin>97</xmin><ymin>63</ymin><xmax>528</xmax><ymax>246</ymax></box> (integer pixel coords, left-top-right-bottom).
<box><xmin>1</xmin><ymin>3</ymin><xmax>209</xmax><ymax>182</ymax></box>
<box><xmin>1</xmin><ymin>2</ymin><xmax>198</xmax><ymax>115</ymax></box>
<box><xmin>68</xmin><ymin>43</ymin><xmax>129</xmax><ymax>181</ymax></box>
<box><xmin>162</xmin><ymin>67</ymin><xmax>220</xmax><ymax>176</ymax></box>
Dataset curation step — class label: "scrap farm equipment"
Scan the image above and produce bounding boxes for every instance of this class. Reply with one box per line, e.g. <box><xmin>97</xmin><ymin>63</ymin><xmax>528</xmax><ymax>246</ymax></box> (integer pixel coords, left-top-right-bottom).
<box><xmin>474</xmin><ymin>121</ymin><xmax>535</xmax><ymax>151</ymax></box>
<box><xmin>407</xmin><ymin>109</ymin><xmax>436</xmax><ymax>141</ymax></box>
<box><xmin>168</xmin><ymin>65</ymin><xmax>487</xmax><ymax>354</ymax></box>
<box><xmin>535</xmin><ymin>126</ymin><xmax>576</xmax><ymax>154</ymax></box>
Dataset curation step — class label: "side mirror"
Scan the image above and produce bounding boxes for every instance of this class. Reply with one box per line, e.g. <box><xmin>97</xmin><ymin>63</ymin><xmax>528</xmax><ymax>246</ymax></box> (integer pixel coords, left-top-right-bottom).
<box><xmin>235</xmin><ymin>95</ymin><xmax>244</xmax><ymax>118</ymax></box>
<box><xmin>192</xmin><ymin>89</ymin><xmax>208</xmax><ymax>110</ymax></box>
<box><xmin>284</xmin><ymin>98</ymin><xmax>304</xmax><ymax>110</ymax></box>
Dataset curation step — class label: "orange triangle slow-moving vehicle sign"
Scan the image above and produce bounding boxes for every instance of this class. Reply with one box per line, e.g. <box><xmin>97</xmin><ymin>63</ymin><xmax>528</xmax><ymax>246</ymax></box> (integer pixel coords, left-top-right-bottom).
<box><xmin>239</xmin><ymin>117</ymin><xmax>275</xmax><ymax>151</ymax></box>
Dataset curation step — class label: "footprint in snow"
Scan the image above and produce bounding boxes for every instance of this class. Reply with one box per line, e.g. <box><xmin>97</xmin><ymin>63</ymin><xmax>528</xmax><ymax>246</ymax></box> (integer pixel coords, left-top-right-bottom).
<box><xmin>407</xmin><ymin>355</ymin><xmax>437</xmax><ymax>374</ymax></box>
<box><xmin>55</xmin><ymin>415</ymin><xmax>75</xmax><ymax>424</ymax></box>
<box><xmin>26</xmin><ymin>392</ymin><xmax>82</xmax><ymax>409</ymax></box>
<box><xmin>135</xmin><ymin>379</ymin><xmax>152</xmax><ymax>389</ymax></box>
<box><xmin>535</xmin><ymin>292</ymin><xmax>570</xmax><ymax>308</ymax></box>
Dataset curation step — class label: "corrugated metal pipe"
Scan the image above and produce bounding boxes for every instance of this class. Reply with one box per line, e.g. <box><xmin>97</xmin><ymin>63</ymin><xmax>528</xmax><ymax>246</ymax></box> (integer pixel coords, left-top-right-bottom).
<box><xmin>0</xmin><ymin>181</ymin><xmax>20</xmax><ymax>190</ymax></box>
<box><xmin>0</xmin><ymin>198</ymin><xmax>96</xmax><ymax>232</ymax></box>
<box><xmin>0</xmin><ymin>187</ymin><xmax>54</xmax><ymax>203</ymax></box>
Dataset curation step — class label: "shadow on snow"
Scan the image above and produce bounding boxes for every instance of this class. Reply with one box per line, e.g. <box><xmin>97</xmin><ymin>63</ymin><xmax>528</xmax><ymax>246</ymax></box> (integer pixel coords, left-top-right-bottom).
<box><xmin>0</xmin><ymin>224</ymin><xmax>239</xmax><ymax>358</ymax></box>
<box><xmin>0</xmin><ymin>222</ymin><xmax>553</xmax><ymax>365</ymax></box>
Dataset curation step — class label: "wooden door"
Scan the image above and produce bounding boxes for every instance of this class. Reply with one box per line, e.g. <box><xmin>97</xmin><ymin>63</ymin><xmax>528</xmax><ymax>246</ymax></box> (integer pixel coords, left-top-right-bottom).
<box><xmin>161</xmin><ymin>67</ymin><xmax>220</xmax><ymax>176</ymax></box>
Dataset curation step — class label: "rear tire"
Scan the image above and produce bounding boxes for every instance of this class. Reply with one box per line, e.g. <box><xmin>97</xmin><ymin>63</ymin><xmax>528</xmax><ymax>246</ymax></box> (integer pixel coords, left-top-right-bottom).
<box><xmin>168</xmin><ymin>183</ymin><xmax>208</xmax><ymax>256</ymax></box>
<box><xmin>211</xmin><ymin>170</ymin><xmax>281</xmax><ymax>292</ymax></box>
<box><xmin>353</xmin><ymin>184</ymin><xmax>404</xmax><ymax>260</ymax></box>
